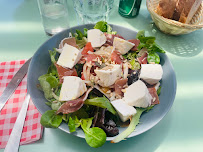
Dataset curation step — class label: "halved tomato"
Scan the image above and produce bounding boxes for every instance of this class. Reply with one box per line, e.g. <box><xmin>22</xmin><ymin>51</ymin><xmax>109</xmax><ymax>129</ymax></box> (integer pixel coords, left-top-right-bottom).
<box><xmin>111</xmin><ymin>50</ymin><xmax>123</xmax><ymax>64</ymax></box>
<box><xmin>81</xmin><ymin>42</ymin><xmax>94</xmax><ymax>55</ymax></box>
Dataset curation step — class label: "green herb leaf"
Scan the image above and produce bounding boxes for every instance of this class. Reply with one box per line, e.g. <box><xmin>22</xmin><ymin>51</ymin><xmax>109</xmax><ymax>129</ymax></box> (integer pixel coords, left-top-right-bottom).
<box><xmin>111</xmin><ymin>108</ymin><xmax>146</xmax><ymax>143</ymax></box>
<box><xmin>76</xmin><ymin>29</ymin><xmax>84</xmax><ymax>40</ymax></box>
<box><xmin>145</xmin><ymin>105</ymin><xmax>155</xmax><ymax>112</ymax></box>
<box><xmin>147</xmin><ymin>52</ymin><xmax>160</xmax><ymax>64</ymax></box>
<box><xmin>107</xmin><ymin>24</ymin><xmax>112</xmax><ymax>33</ymax></box>
<box><xmin>72</xmin><ymin>116</ymin><xmax>81</xmax><ymax>128</ymax></box>
<box><xmin>136</xmin><ymin>31</ymin><xmax>165</xmax><ymax>55</ymax></box>
<box><xmin>157</xmin><ymin>86</ymin><xmax>161</xmax><ymax>95</ymax></box>
<box><xmin>94</xmin><ymin>21</ymin><xmax>108</xmax><ymax>32</ymax></box>
<box><xmin>81</xmin><ymin>118</ymin><xmax>106</xmax><ymax>148</ymax></box>
<box><xmin>122</xmin><ymin>51</ymin><xmax>137</xmax><ymax>60</ymax></box>
<box><xmin>40</xmin><ymin>110</ymin><xmax>62</xmax><ymax>128</ymax></box>
<box><xmin>83</xmin><ymin>28</ymin><xmax>88</xmax><ymax>37</ymax></box>
<box><xmin>85</xmin><ymin>97</ymin><xmax>117</xmax><ymax>115</ymax></box>
<box><xmin>151</xmin><ymin>43</ymin><xmax>166</xmax><ymax>53</ymax></box>
<box><xmin>68</xmin><ymin>117</ymin><xmax>76</xmax><ymax>133</ymax></box>
<box><xmin>129</xmin><ymin>59</ymin><xmax>140</xmax><ymax>70</ymax></box>
<box><xmin>49</xmin><ymin>49</ymin><xmax>58</xmax><ymax>64</ymax></box>
<box><xmin>46</xmin><ymin>75</ymin><xmax>59</xmax><ymax>88</ymax></box>
<box><xmin>94</xmin><ymin>21</ymin><xmax>116</xmax><ymax>34</ymax></box>
<box><xmin>107</xmin><ymin>24</ymin><xmax>117</xmax><ymax>34</ymax></box>
<box><xmin>139</xmin><ymin>36</ymin><xmax>156</xmax><ymax>44</ymax></box>
<box><xmin>62</xmin><ymin>114</ymin><xmax>70</xmax><ymax>122</ymax></box>
<box><xmin>111</xmin><ymin>106</ymin><xmax>154</xmax><ymax>143</ymax></box>
<box><xmin>51</xmin><ymin>102</ymin><xmax>61</xmax><ymax>110</ymax></box>
<box><xmin>136</xmin><ymin>30</ymin><xmax>145</xmax><ymax>39</ymax></box>
<box><xmin>81</xmin><ymin>118</ymin><xmax>93</xmax><ymax>129</ymax></box>
<box><xmin>45</xmin><ymin>101</ymin><xmax>52</xmax><ymax>106</ymax></box>
<box><xmin>76</xmin><ymin>37</ymin><xmax>88</xmax><ymax>48</ymax></box>
<box><xmin>84</xmin><ymin>127</ymin><xmax>106</xmax><ymax>148</ymax></box>
<box><xmin>55</xmin><ymin>84</ymin><xmax>61</xmax><ymax>96</ymax></box>
<box><xmin>137</xmin><ymin>42</ymin><xmax>146</xmax><ymax>50</ymax></box>
<box><xmin>38</xmin><ymin>74</ymin><xmax>53</xmax><ymax>100</ymax></box>
<box><xmin>47</xmin><ymin>63</ymin><xmax>58</xmax><ymax>77</ymax></box>
<box><xmin>71</xmin><ymin>107</ymin><xmax>89</xmax><ymax>119</ymax></box>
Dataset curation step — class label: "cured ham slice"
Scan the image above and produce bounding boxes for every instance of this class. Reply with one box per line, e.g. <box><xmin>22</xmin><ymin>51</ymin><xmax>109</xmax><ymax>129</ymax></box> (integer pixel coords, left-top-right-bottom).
<box><xmin>115</xmin><ymin>78</ymin><xmax>128</xmax><ymax>98</ymax></box>
<box><xmin>148</xmin><ymin>87</ymin><xmax>160</xmax><ymax>105</ymax></box>
<box><xmin>111</xmin><ymin>50</ymin><xmax>123</xmax><ymax>64</ymax></box>
<box><xmin>79</xmin><ymin>54</ymin><xmax>102</xmax><ymax>65</ymax></box>
<box><xmin>56</xmin><ymin>87</ymin><xmax>93</xmax><ymax>114</ymax></box>
<box><xmin>55</xmin><ymin>64</ymin><xmax>78</xmax><ymax>83</ymax></box>
<box><xmin>59</xmin><ymin>37</ymin><xmax>79</xmax><ymax>49</ymax></box>
<box><xmin>137</xmin><ymin>52</ymin><xmax>148</xmax><ymax>64</ymax></box>
<box><xmin>128</xmin><ymin>39</ymin><xmax>140</xmax><ymax>51</ymax></box>
<box><xmin>104</xmin><ymin>33</ymin><xmax>125</xmax><ymax>46</ymax></box>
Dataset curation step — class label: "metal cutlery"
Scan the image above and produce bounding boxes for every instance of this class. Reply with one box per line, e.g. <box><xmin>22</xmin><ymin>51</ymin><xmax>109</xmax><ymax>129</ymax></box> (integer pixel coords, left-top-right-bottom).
<box><xmin>0</xmin><ymin>58</ymin><xmax>31</xmax><ymax>111</ymax></box>
<box><xmin>4</xmin><ymin>94</ymin><xmax>31</xmax><ymax>152</ymax></box>
<box><xmin>0</xmin><ymin>58</ymin><xmax>32</xmax><ymax>151</ymax></box>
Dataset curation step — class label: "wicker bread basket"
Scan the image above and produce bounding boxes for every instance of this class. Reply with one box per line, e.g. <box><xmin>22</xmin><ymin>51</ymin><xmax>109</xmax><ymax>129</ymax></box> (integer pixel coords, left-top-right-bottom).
<box><xmin>146</xmin><ymin>0</ymin><xmax>203</xmax><ymax>35</ymax></box>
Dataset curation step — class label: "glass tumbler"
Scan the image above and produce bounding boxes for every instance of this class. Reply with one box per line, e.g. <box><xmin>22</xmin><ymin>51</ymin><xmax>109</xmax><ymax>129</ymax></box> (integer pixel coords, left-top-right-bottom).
<box><xmin>73</xmin><ymin>0</ymin><xmax>114</xmax><ymax>24</ymax></box>
<box><xmin>37</xmin><ymin>0</ymin><xmax>70</xmax><ymax>36</ymax></box>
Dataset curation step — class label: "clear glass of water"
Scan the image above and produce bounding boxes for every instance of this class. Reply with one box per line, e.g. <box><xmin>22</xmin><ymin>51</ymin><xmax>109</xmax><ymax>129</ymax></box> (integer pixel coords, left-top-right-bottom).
<box><xmin>37</xmin><ymin>0</ymin><xmax>70</xmax><ymax>36</ymax></box>
<box><xmin>73</xmin><ymin>0</ymin><xmax>114</xmax><ymax>24</ymax></box>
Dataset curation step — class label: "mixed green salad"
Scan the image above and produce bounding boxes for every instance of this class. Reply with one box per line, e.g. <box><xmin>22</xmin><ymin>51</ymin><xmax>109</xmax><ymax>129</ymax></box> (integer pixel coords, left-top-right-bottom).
<box><xmin>38</xmin><ymin>21</ymin><xmax>165</xmax><ymax>148</ymax></box>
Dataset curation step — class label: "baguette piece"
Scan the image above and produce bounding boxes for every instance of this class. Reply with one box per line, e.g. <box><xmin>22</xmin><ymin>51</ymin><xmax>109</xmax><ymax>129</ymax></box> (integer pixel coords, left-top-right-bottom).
<box><xmin>156</xmin><ymin>0</ymin><xmax>177</xmax><ymax>19</ymax></box>
<box><xmin>172</xmin><ymin>0</ymin><xmax>184</xmax><ymax>21</ymax></box>
<box><xmin>178</xmin><ymin>0</ymin><xmax>202</xmax><ymax>23</ymax></box>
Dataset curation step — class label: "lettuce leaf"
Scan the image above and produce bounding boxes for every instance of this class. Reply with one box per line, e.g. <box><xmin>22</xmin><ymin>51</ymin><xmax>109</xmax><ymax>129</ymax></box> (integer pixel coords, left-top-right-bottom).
<box><xmin>68</xmin><ymin>116</ymin><xmax>81</xmax><ymax>133</ymax></box>
<box><xmin>38</xmin><ymin>74</ymin><xmax>54</xmax><ymax>100</ymax></box>
<box><xmin>94</xmin><ymin>21</ymin><xmax>117</xmax><ymax>34</ymax></box>
<box><xmin>147</xmin><ymin>52</ymin><xmax>160</xmax><ymax>64</ymax></box>
<box><xmin>111</xmin><ymin>106</ymin><xmax>154</xmax><ymax>143</ymax></box>
<box><xmin>85</xmin><ymin>96</ymin><xmax>116</xmax><ymax>115</ymax></box>
<box><xmin>80</xmin><ymin>118</ymin><xmax>106</xmax><ymax>148</ymax></box>
<box><xmin>76</xmin><ymin>37</ymin><xmax>87</xmax><ymax>48</ymax></box>
<box><xmin>136</xmin><ymin>31</ymin><xmax>165</xmax><ymax>64</ymax></box>
<box><xmin>94</xmin><ymin>21</ymin><xmax>108</xmax><ymax>32</ymax></box>
<box><xmin>129</xmin><ymin>59</ymin><xmax>140</xmax><ymax>70</ymax></box>
<box><xmin>137</xmin><ymin>31</ymin><xmax>165</xmax><ymax>54</ymax></box>
<box><xmin>40</xmin><ymin>110</ymin><xmax>62</xmax><ymax>128</ymax></box>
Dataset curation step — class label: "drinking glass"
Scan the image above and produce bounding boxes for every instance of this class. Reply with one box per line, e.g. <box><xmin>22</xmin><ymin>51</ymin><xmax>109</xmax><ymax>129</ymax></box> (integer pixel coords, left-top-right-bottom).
<box><xmin>37</xmin><ymin>0</ymin><xmax>70</xmax><ymax>36</ymax></box>
<box><xmin>73</xmin><ymin>0</ymin><xmax>114</xmax><ymax>24</ymax></box>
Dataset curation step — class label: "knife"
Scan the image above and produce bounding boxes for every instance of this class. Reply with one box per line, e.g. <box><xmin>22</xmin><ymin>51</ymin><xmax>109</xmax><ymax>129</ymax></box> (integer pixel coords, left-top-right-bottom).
<box><xmin>0</xmin><ymin>58</ymin><xmax>31</xmax><ymax>111</ymax></box>
<box><xmin>4</xmin><ymin>94</ymin><xmax>30</xmax><ymax>152</ymax></box>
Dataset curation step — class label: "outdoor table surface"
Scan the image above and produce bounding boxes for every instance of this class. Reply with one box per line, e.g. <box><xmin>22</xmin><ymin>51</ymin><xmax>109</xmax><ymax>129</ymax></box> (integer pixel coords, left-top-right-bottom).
<box><xmin>0</xmin><ymin>0</ymin><xmax>203</xmax><ymax>152</ymax></box>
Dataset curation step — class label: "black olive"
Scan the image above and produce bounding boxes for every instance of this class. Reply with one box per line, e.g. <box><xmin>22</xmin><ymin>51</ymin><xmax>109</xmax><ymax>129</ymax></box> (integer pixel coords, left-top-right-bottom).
<box><xmin>104</xmin><ymin>119</ymin><xmax>119</xmax><ymax>137</ymax></box>
<box><xmin>127</xmin><ymin>69</ymin><xmax>140</xmax><ymax>85</ymax></box>
<box><xmin>106</xmin><ymin>119</ymin><xmax>116</xmax><ymax>127</ymax></box>
<box><xmin>94</xmin><ymin>109</ymin><xmax>119</xmax><ymax>137</ymax></box>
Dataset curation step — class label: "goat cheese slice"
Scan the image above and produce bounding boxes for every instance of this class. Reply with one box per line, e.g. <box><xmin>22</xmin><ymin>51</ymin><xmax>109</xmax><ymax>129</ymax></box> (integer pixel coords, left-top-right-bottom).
<box><xmin>87</xmin><ymin>29</ymin><xmax>106</xmax><ymax>47</ymax></box>
<box><xmin>139</xmin><ymin>64</ymin><xmax>163</xmax><ymax>85</ymax></box>
<box><xmin>59</xmin><ymin>76</ymin><xmax>87</xmax><ymax>101</ymax></box>
<box><xmin>124</xmin><ymin>80</ymin><xmax>152</xmax><ymax>108</ymax></box>
<box><xmin>111</xmin><ymin>99</ymin><xmax>137</xmax><ymax>122</ymax></box>
<box><xmin>95</xmin><ymin>64</ymin><xmax>122</xmax><ymax>87</ymax></box>
<box><xmin>113</xmin><ymin>37</ymin><xmax>135</xmax><ymax>55</ymax></box>
<box><xmin>57</xmin><ymin>43</ymin><xmax>82</xmax><ymax>69</ymax></box>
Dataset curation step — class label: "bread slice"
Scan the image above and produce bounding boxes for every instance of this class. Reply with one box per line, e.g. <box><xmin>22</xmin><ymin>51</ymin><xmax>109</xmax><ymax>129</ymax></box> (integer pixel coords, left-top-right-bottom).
<box><xmin>172</xmin><ymin>0</ymin><xmax>184</xmax><ymax>21</ymax></box>
<box><xmin>178</xmin><ymin>0</ymin><xmax>202</xmax><ymax>23</ymax></box>
<box><xmin>156</xmin><ymin>0</ymin><xmax>177</xmax><ymax>19</ymax></box>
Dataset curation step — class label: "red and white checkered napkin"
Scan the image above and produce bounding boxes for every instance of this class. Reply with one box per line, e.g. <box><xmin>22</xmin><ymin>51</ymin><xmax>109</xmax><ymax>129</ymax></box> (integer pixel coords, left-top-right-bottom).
<box><xmin>0</xmin><ymin>60</ymin><xmax>43</xmax><ymax>149</ymax></box>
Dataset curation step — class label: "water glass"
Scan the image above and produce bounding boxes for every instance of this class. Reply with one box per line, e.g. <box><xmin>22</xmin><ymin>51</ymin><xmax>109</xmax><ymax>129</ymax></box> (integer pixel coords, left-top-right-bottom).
<box><xmin>73</xmin><ymin>0</ymin><xmax>114</xmax><ymax>24</ymax></box>
<box><xmin>37</xmin><ymin>0</ymin><xmax>70</xmax><ymax>36</ymax></box>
